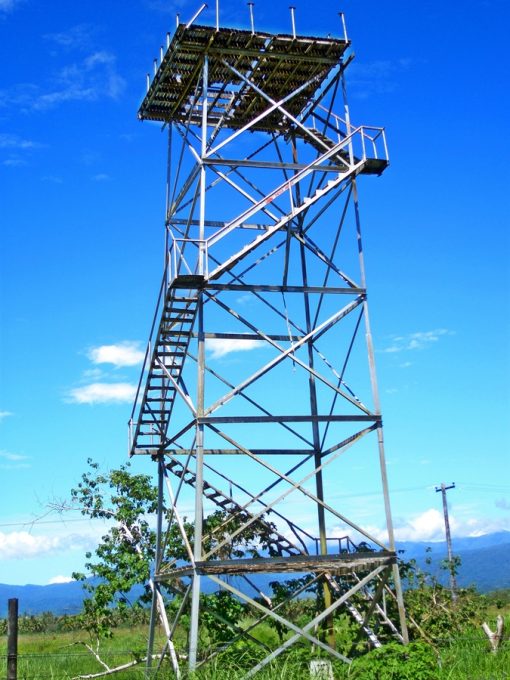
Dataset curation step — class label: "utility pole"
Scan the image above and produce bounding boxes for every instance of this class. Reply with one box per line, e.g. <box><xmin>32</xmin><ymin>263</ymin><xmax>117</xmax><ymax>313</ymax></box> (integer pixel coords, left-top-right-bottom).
<box><xmin>435</xmin><ymin>482</ymin><xmax>457</xmax><ymax>601</ymax></box>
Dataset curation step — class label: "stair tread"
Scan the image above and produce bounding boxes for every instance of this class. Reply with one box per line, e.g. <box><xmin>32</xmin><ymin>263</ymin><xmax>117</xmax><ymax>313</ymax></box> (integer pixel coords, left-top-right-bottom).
<box><xmin>164</xmin><ymin>460</ymin><xmax>303</xmax><ymax>557</ymax></box>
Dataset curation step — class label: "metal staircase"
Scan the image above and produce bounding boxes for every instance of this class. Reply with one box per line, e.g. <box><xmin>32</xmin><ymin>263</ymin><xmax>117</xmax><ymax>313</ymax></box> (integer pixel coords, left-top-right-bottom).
<box><xmin>165</xmin><ymin>456</ymin><xmax>304</xmax><ymax>558</ymax></box>
<box><xmin>129</xmin><ymin>276</ymin><xmax>202</xmax><ymax>456</ymax></box>
<box><xmin>207</xmin><ymin>125</ymin><xmax>380</xmax><ymax>282</ymax></box>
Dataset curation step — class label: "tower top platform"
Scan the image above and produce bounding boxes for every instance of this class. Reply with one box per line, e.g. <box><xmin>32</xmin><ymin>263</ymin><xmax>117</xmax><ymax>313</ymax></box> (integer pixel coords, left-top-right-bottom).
<box><xmin>138</xmin><ymin>23</ymin><xmax>349</xmax><ymax>132</ymax></box>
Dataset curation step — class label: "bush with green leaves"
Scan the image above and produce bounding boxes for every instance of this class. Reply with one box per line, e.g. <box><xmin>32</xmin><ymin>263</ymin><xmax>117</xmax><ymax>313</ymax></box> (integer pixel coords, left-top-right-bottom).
<box><xmin>347</xmin><ymin>641</ymin><xmax>439</xmax><ymax>679</ymax></box>
<box><xmin>402</xmin><ymin>552</ymin><xmax>487</xmax><ymax>641</ymax></box>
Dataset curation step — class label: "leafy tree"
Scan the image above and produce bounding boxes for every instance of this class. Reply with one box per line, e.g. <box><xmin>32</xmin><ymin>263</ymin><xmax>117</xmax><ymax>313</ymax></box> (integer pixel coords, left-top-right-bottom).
<box><xmin>71</xmin><ymin>459</ymin><xmax>159</xmax><ymax>638</ymax></box>
<box><xmin>70</xmin><ymin>458</ymin><xmax>281</xmax><ymax>643</ymax></box>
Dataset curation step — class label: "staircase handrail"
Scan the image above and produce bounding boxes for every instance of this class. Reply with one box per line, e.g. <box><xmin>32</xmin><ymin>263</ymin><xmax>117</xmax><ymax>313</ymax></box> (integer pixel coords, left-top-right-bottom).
<box><xmin>129</xmin><ymin>266</ymin><xmax>168</xmax><ymax>428</ymax></box>
<box><xmin>205</xmin><ymin>124</ymin><xmax>368</xmax><ymax>252</ymax></box>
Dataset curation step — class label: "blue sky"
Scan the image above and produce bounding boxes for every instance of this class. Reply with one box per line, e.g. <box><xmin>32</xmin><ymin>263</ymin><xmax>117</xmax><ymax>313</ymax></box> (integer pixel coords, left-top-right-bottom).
<box><xmin>1</xmin><ymin>0</ymin><xmax>509</xmax><ymax>586</ymax></box>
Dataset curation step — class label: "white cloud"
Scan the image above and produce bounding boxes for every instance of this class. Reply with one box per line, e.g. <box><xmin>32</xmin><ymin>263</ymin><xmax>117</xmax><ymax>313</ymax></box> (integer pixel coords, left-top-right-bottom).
<box><xmin>0</xmin><ymin>450</ymin><xmax>30</xmax><ymax>469</ymax></box>
<box><xmin>329</xmin><ymin>510</ymin><xmax>447</xmax><ymax>546</ymax></box>
<box><xmin>67</xmin><ymin>342</ymin><xmax>143</xmax><ymax>405</ymax></box>
<box><xmin>1</xmin><ymin>51</ymin><xmax>126</xmax><ymax>112</ymax></box>
<box><xmin>68</xmin><ymin>382</ymin><xmax>137</xmax><ymax>404</ymax></box>
<box><xmin>0</xmin><ymin>463</ymin><xmax>30</xmax><ymax>470</ymax></box>
<box><xmin>44</xmin><ymin>24</ymin><xmax>97</xmax><ymax>50</ymax></box>
<box><xmin>0</xmin><ymin>531</ymin><xmax>92</xmax><ymax>560</ymax></box>
<box><xmin>42</xmin><ymin>175</ymin><xmax>64</xmax><ymax>184</ymax></box>
<box><xmin>88</xmin><ymin>341</ymin><xmax>144</xmax><ymax>367</ymax></box>
<box><xmin>0</xmin><ymin>0</ymin><xmax>22</xmax><ymax>13</ymax></box>
<box><xmin>0</xmin><ymin>134</ymin><xmax>43</xmax><ymax>169</ymax></box>
<box><xmin>3</xmin><ymin>157</ymin><xmax>27</xmax><ymax>167</ymax></box>
<box><xmin>0</xmin><ymin>450</ymin><xmax>28</xmax><ymax>462</ymax></box>
<box><xmin>207</xmin><ymin>338</ymin><xmax>260</xmax><ymax>359</ymax></box>
<box><xmin>381</xmin><ymin>329</ymin><xmax>453</xmax><ymax>354</ymax></box>
<box><xmin>393</xmin><ymin>508</ymin><xmax>446</xmax><ymax>542</ymax></box>
<box><xmin>349</xmin><ymin>58</ymin><xmax>413</xmax><ymax>100</ymax></box>
<box><xmin>82</xmin><ymin>367</ymin><xmax>104</xmax><ymax>379</ymax></box>
<box><xmin>48</xmin><ymin>575</ymin><xmax>75</xmax><ymax>584</ymax></box>
<box><xmin>92</xmin><ymin>173</ymin><xmax>110</xmax><ymax>182</ymax></box>
<box><xmin>329</xmin><ymin>507</ymin><xmax>510</xmax><ymax>547</ymax></box>
<box><xmin>389</xmin><ymin>509</ymin><xmax>510</xmax><ymax>542</ymax></box>
<box><xmin>84</xmin><ymin>51</ymin><xmax>125</xmax><ymax>99</ymax></box>
<box><xmin>0</xmin><ymin>133</ymin><xmax>42</xmax><ymax>150</ymax></box>
<box><xmin>0</xmin><ymin>410</ymin><xmax>12</xmax><ymax>420</ymax></box>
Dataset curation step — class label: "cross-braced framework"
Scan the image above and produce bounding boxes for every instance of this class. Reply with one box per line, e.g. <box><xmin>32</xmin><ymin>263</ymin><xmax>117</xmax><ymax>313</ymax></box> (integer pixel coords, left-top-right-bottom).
<box><xmin>129</xmin><ymin>11</ymin><xmax>408</xmax><ymax>677</ymax></box>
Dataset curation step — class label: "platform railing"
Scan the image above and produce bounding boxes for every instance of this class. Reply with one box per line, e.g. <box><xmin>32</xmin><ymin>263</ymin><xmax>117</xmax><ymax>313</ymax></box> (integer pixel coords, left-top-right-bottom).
<box><xmin>312</xmin><ymin>535</ymin><xmax>361</xmax><ymax>556</ymax></box>
<box><xmin>339</xmin><ymin>12</ymin><xmax>349</xmax><ymax>43</ymax></box>
<box><xmin>311</xmin><ymin>105</ymin><xmax>389</xmax><ymax>163</ymax></box>
<box><xmin>344</xmin><ymin>123</ymin><xmax>388</xmax><ymax>164</ymax></box>
<box><xmin>167</xmin><ymin>233</ymin><xmax>209</xmax><ymax>281</ymax></box>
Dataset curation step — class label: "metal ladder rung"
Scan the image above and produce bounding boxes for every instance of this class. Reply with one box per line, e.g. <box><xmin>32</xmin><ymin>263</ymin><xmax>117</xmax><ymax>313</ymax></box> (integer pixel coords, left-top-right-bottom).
<box><xmin>163</xmin><ymin>315</ymin><xmax>195</xmax><ymax>321</ymax></box>
<box><xmin>164</xmin><ymin>307</ymin><xmax>196</xmax><ymax>314</ymax></box>
<box><xmin>158</xmin><ymin>338</ymin><xmax>189</xmax><ymax>345</ymax></box>
<box><xmin>158</xmin><ymin>352</ymin><xmax>186</xmax><ymax>357</ymax></box>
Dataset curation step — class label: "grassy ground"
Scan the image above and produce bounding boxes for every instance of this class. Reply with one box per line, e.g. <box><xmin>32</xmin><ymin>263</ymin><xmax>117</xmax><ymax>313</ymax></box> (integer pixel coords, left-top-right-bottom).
<box><xmin>0</xmin><ymin>626</ymin><xmax>150</xmax><ymax>679</ymax></box>
<box><xmin>437</xmin><ymin>630</ymin><xmax>510</xmax><ymax>680</ymax></box>
<box><xmin>1</xmin><ymin>621</ymin><xmax>509</xmax><ymax>679</ymax></box>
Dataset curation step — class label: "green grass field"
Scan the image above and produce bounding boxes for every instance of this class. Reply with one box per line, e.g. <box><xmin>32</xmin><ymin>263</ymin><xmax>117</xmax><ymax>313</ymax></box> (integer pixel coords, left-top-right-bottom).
<box><xmin>1</xmin><ymin>620</ymin><xmax>509</xmax><ymax>680</ymax></box>
<box><xmin>0</xmin><ymin>626</ymin><xmax>150</xmax><ymax>679</ymax></box>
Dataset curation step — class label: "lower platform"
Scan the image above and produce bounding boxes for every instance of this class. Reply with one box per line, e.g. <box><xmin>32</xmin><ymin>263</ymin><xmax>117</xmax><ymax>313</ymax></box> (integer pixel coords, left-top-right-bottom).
<box><xmin>156</xmin><ymin>551</ymin><xmax>395</xmax><ymax>580</ymax></box>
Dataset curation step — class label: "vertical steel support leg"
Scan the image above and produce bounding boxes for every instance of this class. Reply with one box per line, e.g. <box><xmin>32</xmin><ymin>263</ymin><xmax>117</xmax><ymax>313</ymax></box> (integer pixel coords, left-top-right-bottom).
<box><xmin>341</xmin><ymin>62</ymin><xmax>408</xmax><ymax>643</ymax></box>
<box><xmin>351</xmin><ymin>178</ymin><xmax>409</xmax><ymax>643</ymax></box>
<box><xmin>292</xmin><ymin>130</ymin><xmax>334</xmax><ymax>646</ymax></box>
<box><xmin>298</xmin><ymin>235</ymin><xmax>334</xmax><ymax>647</ymax></box>
<box><xmin>147</xmin><ymin>455</ymin><xmax>165</xmax><ymax>675</ymax></box>
<box><xmin>165</xmin><ymin>126</ymin><xmax>173</xmax><ymax>284</ymax></box>
<box><xmin>198</xmin><ymin>56</ymin><xmax>208</xmax><ymax>277</ymax></box>
<box><xmin>189</xmin><ymin>295</ymin><xmax>205</xmax><ymax>669</ymax></box>
<box><xmin>189</xmin><ymin>55</ymin><xmax>208</xmax><ymax>671</ymax></box>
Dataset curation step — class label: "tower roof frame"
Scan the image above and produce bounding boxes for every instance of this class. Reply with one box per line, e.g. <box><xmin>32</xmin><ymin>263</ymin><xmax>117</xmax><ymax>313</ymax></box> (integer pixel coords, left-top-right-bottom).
<box><xmin>139</xmin><ymin>23</ymin><xmax>349</xmax><ymax>131</ymax></box>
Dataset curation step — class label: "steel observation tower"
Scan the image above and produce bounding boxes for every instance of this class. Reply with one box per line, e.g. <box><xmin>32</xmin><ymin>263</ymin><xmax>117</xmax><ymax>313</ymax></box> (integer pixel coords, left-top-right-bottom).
<box><xmin>128</xmin><ymin>4</ymin><xmax>408</xmax><ymax>676</ymax></box>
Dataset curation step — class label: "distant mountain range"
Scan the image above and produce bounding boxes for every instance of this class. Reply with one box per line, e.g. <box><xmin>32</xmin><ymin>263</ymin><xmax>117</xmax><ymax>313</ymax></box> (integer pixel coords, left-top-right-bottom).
<box><xmin>1</xmin><ymin>531</ymin><xmax>509</xmax><ymax>617</ymax></box>
<box><xmin>396</xmin><ymin>530</ymin><xmax>510</xmax><ymax>592</ymax></box>
<box><xmin>0</xmin><ymin>579</ymin><xmax>92</xmax><ymax>618</ymax></box>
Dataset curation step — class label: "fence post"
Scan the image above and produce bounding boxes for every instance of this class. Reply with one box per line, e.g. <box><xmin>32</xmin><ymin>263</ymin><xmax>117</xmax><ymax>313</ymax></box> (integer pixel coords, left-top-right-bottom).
<box><xmin>7</xmin><ymin>598</ymin><xmax>18</xmax><ymax>680</ymax></box>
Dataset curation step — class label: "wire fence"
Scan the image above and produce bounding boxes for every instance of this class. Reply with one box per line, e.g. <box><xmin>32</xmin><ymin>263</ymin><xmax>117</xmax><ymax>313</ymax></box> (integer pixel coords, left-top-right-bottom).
<box><xmin>1</xmin><ymin>638</ymin><xmax>510</xmax><ymax>680</ymax></box>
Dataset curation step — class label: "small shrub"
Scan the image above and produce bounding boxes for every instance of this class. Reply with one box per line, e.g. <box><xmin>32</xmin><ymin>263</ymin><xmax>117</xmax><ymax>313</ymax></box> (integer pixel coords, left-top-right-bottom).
<box><xmin>348</xmin><ymin>641</ymin><xmax>439</xmax><ymax>680</ymax></box>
